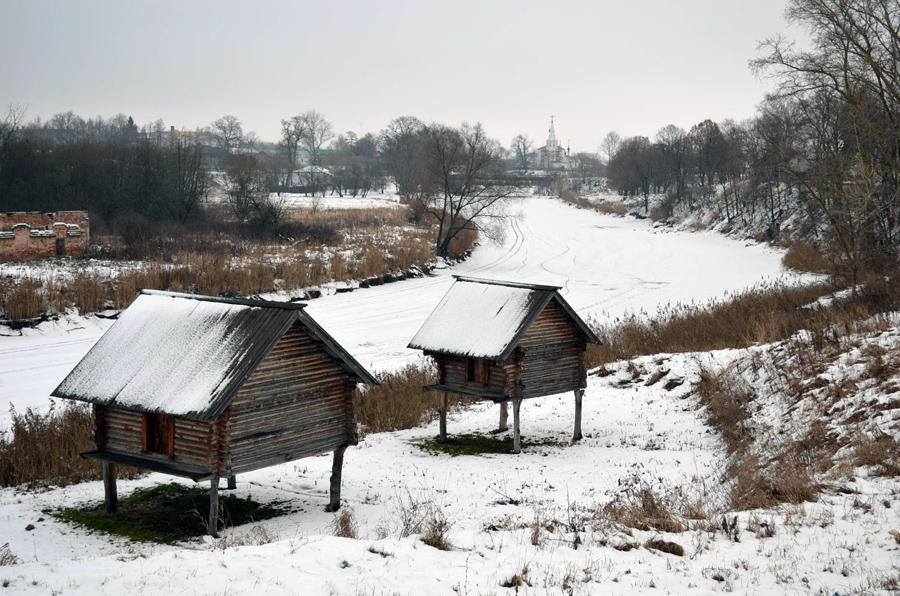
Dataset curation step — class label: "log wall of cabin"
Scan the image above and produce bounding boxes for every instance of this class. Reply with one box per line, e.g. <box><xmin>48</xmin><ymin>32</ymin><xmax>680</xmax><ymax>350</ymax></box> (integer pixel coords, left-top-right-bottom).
<box><xmin>437</xmin><ymin>354</ymin><xmax>509</xmax><ymax>400</ymax></box>
<box><xmin>517</xmin><ymin>300</ymin><xmax>587</xmax><ymax>399</ymax></box>
<box><xmin>226</xmin><ymin>322</ymin><xmax>356</xmax><ymax>476</ymax></box>
<box><xmin>93</xmin><ymin>404</ymin><xmax>214</xmax><ymax>471</ymax></box>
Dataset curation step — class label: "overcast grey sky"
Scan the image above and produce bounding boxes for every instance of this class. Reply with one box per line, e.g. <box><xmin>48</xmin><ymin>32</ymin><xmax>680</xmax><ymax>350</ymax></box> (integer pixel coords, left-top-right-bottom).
<box><xmin>1</xmin><ymin>0</ymin><xmax>800</xmax><ymax>151</ymax></box>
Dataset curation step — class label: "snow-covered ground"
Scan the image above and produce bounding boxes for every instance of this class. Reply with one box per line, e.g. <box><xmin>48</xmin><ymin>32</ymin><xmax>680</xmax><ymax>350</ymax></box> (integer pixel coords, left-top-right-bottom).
<box><xmin>2</xmin><ymin>354</ymin><xmax>897</xmax><ymax>595</ymax></box>
<box><xmin>7</xmin><ymin>196</ymin><xmax>878</xmax><ymax>595</ymax></box>
<box><xmin>0</xmin><ymin>197</ymin><xmax>792</xmax><ymax>428</ymax></box>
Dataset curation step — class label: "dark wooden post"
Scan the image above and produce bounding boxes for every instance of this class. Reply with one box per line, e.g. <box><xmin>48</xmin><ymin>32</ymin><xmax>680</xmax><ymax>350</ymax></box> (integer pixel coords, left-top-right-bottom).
<box><xmin>209</xmin><ymin>474</ymin><xmax>219</xmax><ymax>538</ymax></box>
<box><xmin>227</xmin><ymin>475</ymin><xmax>237</xmax><ymax>490</ymax></box>
<box><xmin>102</xmin><ymin>461</ymin><xmax>117</xmax><ymax>513</ymax></box>
<box><xmin>512</xmin><ymin>398</ymin><xmax>522</xmax><ymax>454</ymax></box>
<box><xmin>327</xmin><ymin>445</ymin><xmax>348</xmax><ymax>512</ymax></box>
<box><xmin>439</xmin><ymin>393</ymin><xmax>448</xmax><ymax>442</ymax></box>
<box><xmin>499</xmin><ymin>401</ymin><xmax>508</xmax><ymax>432</ymax></box>
<box><xmin>573</xmin><ymin>388</ymin><xmax>584</xmax><ymax>442</ymax></box>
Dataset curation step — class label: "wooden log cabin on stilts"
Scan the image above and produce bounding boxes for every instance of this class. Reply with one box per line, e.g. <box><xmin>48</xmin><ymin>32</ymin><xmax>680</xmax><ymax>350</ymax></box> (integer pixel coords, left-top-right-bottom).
<box><xmin>51</xmin><ymin>290</ymin><xmax>377</xmax><ymax>537</ymax></box>
<box><xmin>408</xmin><ymin>276</ymin><xmax>601</xmax><ymax>453</ymax></box>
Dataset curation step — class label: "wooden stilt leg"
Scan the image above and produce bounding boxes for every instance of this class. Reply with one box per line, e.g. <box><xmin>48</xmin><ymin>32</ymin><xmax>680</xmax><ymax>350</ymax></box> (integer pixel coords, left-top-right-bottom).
<box><xmin>327</xmin><ymin>445</ymin><xmax>348</xmax><ymax>512</ymax></box>
<box><xmin>499</xmin><ymin>401</ymin><xmax>508</xmax><ymax>432</ymax></box>
<box><xmin>209</xmin><ymin>474</ymin><xmax>219</xmax><ymax>538</ymax></box>
<box><xmin>439</xmin><ymin>393</ymin><xmax>448</xmax><ymax>442</ymax></box>
<box><xmin>513</xmin><ymin>398</ymin><xmax>522</xmax><ymax>454</ymax></box>
<box><xmin>102</xmin><ymin>461</ymin><xmax>117</xmax><ymax>513</ymax></box>
<box><xmin>227</xmin><ymin>475</ymin><xmax>236</xmax><ymax>490</ymax></box>
<box><xmin>573</xmin><ymin>388</ymin><xmax>584</xmax><ymax>442</ymax></box>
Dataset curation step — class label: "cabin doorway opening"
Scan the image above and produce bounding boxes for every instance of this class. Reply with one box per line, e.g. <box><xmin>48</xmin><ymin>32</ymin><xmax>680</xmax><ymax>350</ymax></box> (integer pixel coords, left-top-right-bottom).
<box><xmin>142</xmin><ymin>413</ymin><xmax>175</xmax><ymax>458</ymax></box>
<box><xmin>466</xmin><ymin>358</ymin><xmax>490</xmax><ymax>386</ymax></box>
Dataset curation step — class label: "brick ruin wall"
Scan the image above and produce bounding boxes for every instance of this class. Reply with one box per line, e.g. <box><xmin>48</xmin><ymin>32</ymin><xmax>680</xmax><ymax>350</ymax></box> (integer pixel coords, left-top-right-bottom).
<box><xmin>0</xmin><ymin>211</ymin><xmax>90</xmax><ymax>260</ymax></box>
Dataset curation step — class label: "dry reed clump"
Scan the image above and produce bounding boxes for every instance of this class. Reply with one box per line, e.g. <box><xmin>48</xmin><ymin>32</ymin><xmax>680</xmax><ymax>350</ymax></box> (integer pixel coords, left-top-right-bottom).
<box><xmin>782</xmin><ymin>242</ymin><xmax>832</xmax><ymax>274</ymax></box>
<box><xmin>3</xmin><ymin>280</ymin><xmax>44</xmax><ymax>321</ymax></box>
<box><xmin>584</xmin><ymin>278</ymin><xmax>900</xmax><ymax>368</ymax></box>
<box><xmin>730</xmin><ymin>454</ymin><xmax>819</xmax><ymax>510</ymax></box>
<box><xmin>0</xmin><ymin>543</ymin><xmax>20</xmax><ymax>566</ymax></box>
<box><xmin>696</xmin><ymin>367</ymin><xmax>754</xmax><ymax>455</ymax></box>
<box><xmin>599</xmin><ymin>486</ymin><xmax>688</xmax><ymax>534</ymax></box>
<box><xmin>331</xmin><ymin>507</ymin><xmax>359</xmax><ymax>539</ymax></box>
<box><xmin>0</xmin><ymin>404</ymin><xmax>142</xmax><ymax>489</ymax></box>
<box><xmin>354</xmin><ymin>362</ymin><xmax>467</xmax><ymax>434</ymax></box>
<box><xmin>853</xmin><ymin>433</ymin><xmax>900</xmax><ymax>477</ymax></box>
<box><xmin>72</xmin><ymin>273</ymin><xmax>106</xmax><ymax>314</ymax></box>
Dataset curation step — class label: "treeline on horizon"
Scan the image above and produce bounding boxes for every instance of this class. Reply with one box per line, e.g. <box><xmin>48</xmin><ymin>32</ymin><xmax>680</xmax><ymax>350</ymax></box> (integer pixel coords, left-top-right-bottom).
<box><xmin>0</xmin><ymin>0</ymin><xmax>897</xmax><ymax>281</ymax></box>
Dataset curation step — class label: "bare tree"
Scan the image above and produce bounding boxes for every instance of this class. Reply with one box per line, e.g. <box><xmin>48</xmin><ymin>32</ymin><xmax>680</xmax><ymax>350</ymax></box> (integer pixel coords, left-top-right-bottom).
<box><xmin>380</xmin><ymin>116</ymin><xmax>427</xmax><ymax>197</ymax></box>
<box><xmin>600</xmin><ymin>130</ymin><xmax>621</xmax><ymax>164</ymax></box>
<box><xmin>510</xmin><ymin>134</ymin><xmax>533</xmax><ymax>172</ymax></box>
<box><xmin>752</xmin><ymin>0</ymin><xmax>900</xmax><ymax>288</ymax></box>
<box><xmin>421</xmin><ymin>122</ymin><xmax>523</xmax><ymax>258</ymax></box>
<box><xmin>224</xmin><ymin>154</ymin><xmax>284</xmax><ymax>235</ymax></box>
<box><xmin>299</xmin><ymin>110</ymin><xmax>334</xmax><ymax>167</ymax></box>
<box><xmin>0</xmin><ymin>103</ymin><xmax>26</xmax><ymax>203</ymax></box>
<box><xmin>655</xmin><ymin>124</ymin><xmax>689</xmax><ymax>206</ymax></box>
<box><xmin>210</xmin><ymin>115</ymin><xmax>243</xmax><ymax>156</ymax></box>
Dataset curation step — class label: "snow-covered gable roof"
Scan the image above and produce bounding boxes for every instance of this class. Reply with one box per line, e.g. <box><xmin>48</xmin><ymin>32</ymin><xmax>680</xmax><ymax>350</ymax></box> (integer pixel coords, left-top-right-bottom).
<box><xmin>407</xmin><ymin>276</ymin><xmax>599</xmax><ymax>360</ymax></box>
<box><xmin>52</xmin><ymin>290</ymin><xmax>376</xmax><ymax>420</ymax></box>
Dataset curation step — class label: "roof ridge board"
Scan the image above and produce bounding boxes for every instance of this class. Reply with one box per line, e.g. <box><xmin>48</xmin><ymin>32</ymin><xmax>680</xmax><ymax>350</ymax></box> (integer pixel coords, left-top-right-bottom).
<box><xmin>141</xmin><ymin>289</ymin><xmax>306</xmax><ymax>310</ymax></box>
<box><xmin>452</xmin><ymin>275</ymin><xmax>562</xmax><ymax>292</ymax></box>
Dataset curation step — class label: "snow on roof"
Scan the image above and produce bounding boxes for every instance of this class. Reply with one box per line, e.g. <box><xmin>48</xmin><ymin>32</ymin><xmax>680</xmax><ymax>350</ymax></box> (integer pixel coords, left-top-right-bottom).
<box><xmin>408</xmin><ymin>277</ymin><xmax>556</xmax><ymax>359</ymax></box>
<box><xmin>52</xmin><ymin>292</ymin><xmax>299</xmax><ymax>420</ymax></box>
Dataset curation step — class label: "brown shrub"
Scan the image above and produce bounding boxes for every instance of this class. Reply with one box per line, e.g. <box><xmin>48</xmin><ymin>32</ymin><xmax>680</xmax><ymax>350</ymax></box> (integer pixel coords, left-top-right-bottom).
<box><xmin>644</xmin><ymin>539</ymin><xmax>684</xmax><ymax>556</ymax></box>
<box><xmin>782</xmin><ymin>242</ymin><xmax>831</xmax><ymax>274</ymax></box>
<box><xmin>601</xmin><ymin>486</ymin><xmax>687</xmax><ymax>534</ymax></box>
<box><xmin>331</xmin><ymin>507</ymin><xmax>359</xmax><ymax>539</ymax></box>
<box><xmin>446</xmin><ymin>225</ymin><xmax>478</xmax><ymax>259</ymax></box>
<box><xmin>584</xmin><ymin>278</ymin><xmax>900</xmax><ymax>368</ymax></box>
<box><xmin>853</xmin><ymin>433</ymin><xmax>900</xmax><ymax>476</ymax></box>
<box><xmin>731</xmin><ymin>455</ymin><xmax>819</xmax><ymax>510</ymax></box>
<box><xmin>0</xmin><ymin>404</ymin><xmax>141</xmax><ymax>488</ymax></box>
<box><xmin>696</xmin><ymin>368</ymin><xmax>754</xmax><ymax>455</ymax></box>
<box><xmin>595</xmin><ymin>201</ymin><xmax>628</xmax><ymax>216</ymax></box>
<box><xmin>355</xmin><ymin>362</ymin><xmax>455</xmax><ymax>434</ymax></box>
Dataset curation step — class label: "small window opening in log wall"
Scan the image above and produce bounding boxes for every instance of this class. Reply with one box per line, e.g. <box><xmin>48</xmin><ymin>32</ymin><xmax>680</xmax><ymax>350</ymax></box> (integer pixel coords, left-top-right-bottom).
<box><xmin>142</xmin><ymin>413</ymin><xmax>175</xmax><ymax>458</ymax></box>
<box><xmin>466</xmin><ymin>358</ymin><xmax>490</xmax><ymax>386</ymax></box>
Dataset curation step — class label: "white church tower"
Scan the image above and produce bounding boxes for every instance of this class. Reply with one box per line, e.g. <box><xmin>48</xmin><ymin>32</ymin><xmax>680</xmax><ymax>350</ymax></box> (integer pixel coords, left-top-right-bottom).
<box><xmin>536</xmin><ymin>115</ymin><xmax>569</xmax><ymax>170</ymax></box>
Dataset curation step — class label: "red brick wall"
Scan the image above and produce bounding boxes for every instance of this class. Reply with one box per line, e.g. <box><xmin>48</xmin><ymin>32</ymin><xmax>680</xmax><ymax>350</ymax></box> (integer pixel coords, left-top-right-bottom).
<box><xmin>0</xmin><ymin>211</ymin><xmax>90</xmax><ymax>260</ymax></box>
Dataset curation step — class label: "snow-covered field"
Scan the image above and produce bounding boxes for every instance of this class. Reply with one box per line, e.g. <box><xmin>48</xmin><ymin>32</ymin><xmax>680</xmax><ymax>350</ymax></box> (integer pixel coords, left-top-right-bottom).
<box><xmin>7</xmin><ymin>196</ymin><xmax>890</xmax><ymax>595</ymax></box>
<box><xmin>0</xmin><ymin>197</ymin><xmax>792</xmax><ymax>428</ymax></box>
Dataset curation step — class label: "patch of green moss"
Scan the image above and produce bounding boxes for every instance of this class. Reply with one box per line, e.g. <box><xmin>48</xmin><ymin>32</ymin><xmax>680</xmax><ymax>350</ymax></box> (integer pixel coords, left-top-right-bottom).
<box><xmin>52</xmin><ymin>482</ymin><xmax>288</xmax><ymax>543</ymax></box>
<box><xmin>414</xmin><ymin>433</ymin><xmax>563</xmax><ymax>456</ymax></box>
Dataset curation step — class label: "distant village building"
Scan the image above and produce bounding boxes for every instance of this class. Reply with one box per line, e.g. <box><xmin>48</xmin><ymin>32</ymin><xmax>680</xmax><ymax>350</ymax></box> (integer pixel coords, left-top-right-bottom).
<box><xmin>52</xmin><ymin>290</ymin><xmax>377</xmax><ymax>537</ymax></box>
<box><xmin>0</xmin><ymin>211</ymin><xmax>89</xmax><ymax>261</ymax></box>
<box><xmin>408</xmin><ymin>277</ymin><xmax>600</xmax><ymax>453</ymax></box>
<box><xmin>534</xmin><ymin>116</ymin><xmax>570</xmax><ymax>170</ymax></box>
